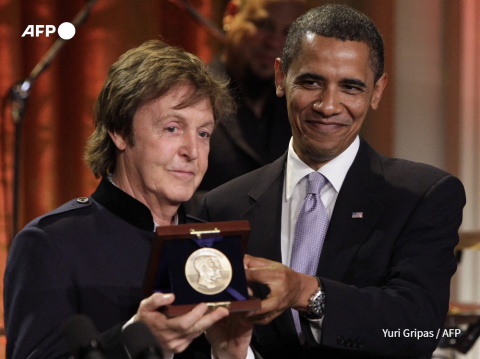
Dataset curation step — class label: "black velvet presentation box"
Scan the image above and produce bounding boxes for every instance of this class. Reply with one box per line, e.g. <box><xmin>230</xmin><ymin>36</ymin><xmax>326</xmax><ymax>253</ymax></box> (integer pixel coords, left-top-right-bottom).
<box><xmin>143</xmin><ymin>221</ymin><xmax>261</xmax><ymax>317</ymax></box>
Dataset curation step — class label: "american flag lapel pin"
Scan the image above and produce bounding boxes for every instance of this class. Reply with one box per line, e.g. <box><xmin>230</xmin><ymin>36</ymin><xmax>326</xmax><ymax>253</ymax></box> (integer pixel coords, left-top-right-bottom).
<box><xmin>352</xmin><ymin>212</ymin><xmax>363</xmax><ymax>219</ymax></box>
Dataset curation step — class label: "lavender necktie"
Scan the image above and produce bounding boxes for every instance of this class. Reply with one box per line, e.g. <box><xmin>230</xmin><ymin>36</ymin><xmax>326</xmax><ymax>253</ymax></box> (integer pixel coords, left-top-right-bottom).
<box><xmin>290</xmin><ymin>172</ymin><xmax>329</xmax><ymax>340</ymax></box>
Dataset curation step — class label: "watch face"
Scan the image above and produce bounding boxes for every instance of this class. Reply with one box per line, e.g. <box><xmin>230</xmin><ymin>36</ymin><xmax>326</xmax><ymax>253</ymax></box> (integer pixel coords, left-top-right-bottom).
<box><xmin>312</xmin><ymin>302</ymin><xmax>323</xmax><ymax>316</ymax></box>
<box><xmin>310</xmin><ymin>291</ymin><xmax>325</xmax><ymax>318</ymax></box>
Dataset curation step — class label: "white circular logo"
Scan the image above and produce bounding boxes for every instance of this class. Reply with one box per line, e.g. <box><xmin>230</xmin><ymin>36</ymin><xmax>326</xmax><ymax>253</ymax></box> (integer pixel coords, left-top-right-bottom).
<box><xmin>58</xmin><ymin>22</ymin><xmax>76</xmax><ymax>40</ymax></box>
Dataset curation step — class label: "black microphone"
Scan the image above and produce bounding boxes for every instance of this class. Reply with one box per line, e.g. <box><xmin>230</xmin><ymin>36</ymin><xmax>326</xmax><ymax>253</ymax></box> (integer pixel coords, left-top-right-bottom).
<box><xmin>62</xmin><ymin>315</ymin><xmax>106</xmax><ymax>359</ymax></box>
<box><xmin>454</xmin><ymin>318</ymin><xmax>480</xmax><ymax>354</ymax></box>
<box><xmin>122</xmin><ymin>321</ymin><xmax>163</xmax><ymax>359</ymax></box>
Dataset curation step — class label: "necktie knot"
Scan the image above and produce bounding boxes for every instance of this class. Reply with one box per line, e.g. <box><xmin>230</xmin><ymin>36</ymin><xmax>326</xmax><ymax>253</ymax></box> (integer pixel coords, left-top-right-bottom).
<box><xmin>307</xmin><ymin>172</ymin><xmax>327</xmax><ymax>194</ymax></box>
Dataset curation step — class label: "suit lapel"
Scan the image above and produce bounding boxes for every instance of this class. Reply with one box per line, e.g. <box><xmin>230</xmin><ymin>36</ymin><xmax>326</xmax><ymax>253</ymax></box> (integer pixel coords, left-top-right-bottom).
<box><xmin>317</xmin><ymin>139</ymin><xmax>386</xmax><ymax>282</ymax></box>
<box><xmin>242</xmin><ymin>154</ymin><xmax>286</xmax><ymax>263</ymax></box>
<box><xmin>240</xmin><ymin>154</ymin><xmax>297</xmax><ymax>337</ymax></box>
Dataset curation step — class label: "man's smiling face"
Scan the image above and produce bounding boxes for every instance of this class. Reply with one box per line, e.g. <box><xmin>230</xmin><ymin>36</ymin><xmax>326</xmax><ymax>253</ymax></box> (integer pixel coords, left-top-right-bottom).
<box><xmin>275</xmin><ymin>34</ymin><xmax>387</xmax><ymax>169</ymax></box>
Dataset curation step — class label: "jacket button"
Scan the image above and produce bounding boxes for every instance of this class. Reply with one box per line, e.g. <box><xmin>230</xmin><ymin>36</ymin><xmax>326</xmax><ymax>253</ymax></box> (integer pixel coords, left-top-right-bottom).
<box><xmin>77</xmin><ymin>197</ymin><xmax>89</xmax><ymax>204</ymax></box>
<box><xmin>358</xmin><ymin>339</ymin><xmax>364</xmax><ymax>348</ymax></box>
<box><xmin>344</xmin><ymin>338</ymin><xmax>351</xmax><ymax>347</ymax></box>
<box><xmin>337</xmin><ymin>336</ymin><xmax>345</xmax><ymax>345</ymax></box>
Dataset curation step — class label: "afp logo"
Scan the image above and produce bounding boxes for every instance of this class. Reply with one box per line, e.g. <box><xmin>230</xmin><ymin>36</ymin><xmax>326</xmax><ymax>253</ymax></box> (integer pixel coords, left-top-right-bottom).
<box><xmin>21</xmin><ymin>22</ymin><xmax>76</xmax><ymax>40</ymax></box>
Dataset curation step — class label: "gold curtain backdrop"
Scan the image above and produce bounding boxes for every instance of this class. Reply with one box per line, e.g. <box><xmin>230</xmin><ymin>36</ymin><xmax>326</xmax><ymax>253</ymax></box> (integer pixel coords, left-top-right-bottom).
<box><xmin>0</xmin><ymin>0</ymin><xmax>224</xmax><ymax>247</ymax></box>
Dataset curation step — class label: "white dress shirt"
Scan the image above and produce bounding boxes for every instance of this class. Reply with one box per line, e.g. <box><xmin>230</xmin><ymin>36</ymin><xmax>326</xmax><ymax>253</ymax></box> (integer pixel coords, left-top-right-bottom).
<box><xmin>281</xmin><ymin>136</ymin><xmax>360</xmax><ymax>342</ymax></box>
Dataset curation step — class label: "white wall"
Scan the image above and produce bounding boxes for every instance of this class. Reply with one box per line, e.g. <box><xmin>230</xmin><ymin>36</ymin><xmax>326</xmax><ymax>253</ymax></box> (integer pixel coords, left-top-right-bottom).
<box><xmin>394</xmin><ymin>0</ymin><xmax>445</xmax><ymax>169</ymax></box>
<box><xmin>395</xmin><ymin>1</ymin><xmax>480</xmax><ymax>358</ymax></box>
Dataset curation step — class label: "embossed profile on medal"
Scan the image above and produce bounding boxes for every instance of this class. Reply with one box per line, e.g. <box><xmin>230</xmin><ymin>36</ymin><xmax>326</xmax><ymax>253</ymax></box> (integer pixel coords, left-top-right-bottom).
<box><xmin>185</xmin><ymin>248</ymin><xmax>233</xmax><ymax>295</ymax></box>
<box><xmin>194</xmin><ymin>256</ymin><xmax>222</xmax><ymax>289</ymax></box>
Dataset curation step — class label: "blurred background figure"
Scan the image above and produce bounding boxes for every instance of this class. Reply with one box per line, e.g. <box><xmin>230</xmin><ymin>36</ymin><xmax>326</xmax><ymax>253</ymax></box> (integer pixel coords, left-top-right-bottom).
<box><xmin>188</xmin><ymin>0</ymin><xmax>309</xmax><ymax>211</ymax></box>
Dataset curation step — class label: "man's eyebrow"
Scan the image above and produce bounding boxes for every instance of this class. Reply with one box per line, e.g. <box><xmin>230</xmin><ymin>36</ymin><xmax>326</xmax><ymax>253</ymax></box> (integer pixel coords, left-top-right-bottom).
<box><xmin>295</xmin><ymin>73</ymin><xmax>326</xmax><ymax>82</ymax></box>
<box><xmin>295</xmin><ymin>73</ymin><xmax>367</xmax><ymax>89</ymax></box>
<box><xmin>160</xmin><ymin>113</ymin><xmax>214</xmax><ymax>128</ymax></box>
<box><xmin>199</xmin><ymin>119</ymin><xmax>215</xmax><ymax>129</ymax></box>
<box><xmin>340</xmin><ymin>78</ymin><xmax>367</xmax><ymax>88</ymax></box>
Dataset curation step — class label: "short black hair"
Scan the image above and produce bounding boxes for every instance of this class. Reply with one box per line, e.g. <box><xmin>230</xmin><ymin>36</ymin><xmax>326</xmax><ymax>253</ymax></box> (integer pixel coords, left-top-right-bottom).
<box><xmin>282</xmin><ymin>4</ymin><xmax>384</xmax><ymax>83</ymax></box>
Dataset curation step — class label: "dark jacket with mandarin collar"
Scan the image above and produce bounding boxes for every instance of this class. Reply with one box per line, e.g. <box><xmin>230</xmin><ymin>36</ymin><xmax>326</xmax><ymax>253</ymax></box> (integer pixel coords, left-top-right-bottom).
<box><xmin>199</xmin><ymin>138</ymin><xmax>466</xmax><ymax>359</ymax></box>
<box><xmin>4</xmin><ymin>178</ymin><xmax>210</xmax><ymax>359</ymax></box>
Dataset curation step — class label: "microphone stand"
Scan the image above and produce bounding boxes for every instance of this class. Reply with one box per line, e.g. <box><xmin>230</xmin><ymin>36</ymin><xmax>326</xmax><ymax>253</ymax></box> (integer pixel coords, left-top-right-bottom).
<box><xmin>168</xmin><ymin>0</ymin><xmax>225</xmax><ymax>44</ymax></box>
<box><xmin>5</xmin><ymin>0</ymin><xmax>99</xmax><ymax>243</ymax></box>
<box><xmin>454</xmin><ymin>318</ymin><xmax>480</xmax><ymax>354</ymax></box>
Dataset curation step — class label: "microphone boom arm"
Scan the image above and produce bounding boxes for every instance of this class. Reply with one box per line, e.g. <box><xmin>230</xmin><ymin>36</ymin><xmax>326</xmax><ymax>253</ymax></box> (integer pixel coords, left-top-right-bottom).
<box><xmin>5</xmin><ymin>0</ymin><xmax>100</xmax><ymax>241</ymax></box>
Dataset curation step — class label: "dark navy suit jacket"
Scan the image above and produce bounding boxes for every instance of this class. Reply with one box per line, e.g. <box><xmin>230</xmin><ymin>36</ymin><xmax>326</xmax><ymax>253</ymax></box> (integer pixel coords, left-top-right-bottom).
<box><xmin>199</xmin><ymin>138</ymin><xmax>466</xmax><ymax>359</ymax></box>
<box><xmin>4</xmin><ymin>178</ymin><xmax>208</xmax><ymax>359</ymax></box>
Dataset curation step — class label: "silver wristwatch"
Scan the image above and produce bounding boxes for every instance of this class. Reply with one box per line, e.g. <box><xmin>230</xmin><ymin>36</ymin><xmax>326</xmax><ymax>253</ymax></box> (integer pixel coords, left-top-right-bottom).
<box><xmin>303</xmin><ymin>277</ymin><xmax>326</xmax><ymax>319</ymax></box>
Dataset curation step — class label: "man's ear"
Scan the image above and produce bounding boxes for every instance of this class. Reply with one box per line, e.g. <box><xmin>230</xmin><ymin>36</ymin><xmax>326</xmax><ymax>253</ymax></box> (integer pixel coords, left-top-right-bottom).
<box><xmin>370</xmin><ymin>73</ymin><xmax>388</xmax><ymax>110</ymax></box>
<box><xmin>274</xmin><ymin>58</ymin><xmax>286</xmax><ymax>97</ymax></box>
<box><xmin>108</xmin><ymin>130</ymin><xmax>127</xmax><ymax>151</ymax></box>
<box><xmin>223</xmin><ymin>0</ymin><xmax>241</xmax><ymax>31</ymax></box>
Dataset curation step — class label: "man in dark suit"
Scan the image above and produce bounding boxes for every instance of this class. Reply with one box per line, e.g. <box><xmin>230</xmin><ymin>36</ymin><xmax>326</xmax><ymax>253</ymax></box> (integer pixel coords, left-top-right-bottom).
<box><xmin>4</xmin><ymin>41</ymin><xmax>252</xmax><ymax>359</ymax></box>
<box><xmin>199</xmin><ymin>4</ymin><xmax>466</xmax><ymax>359</ymax></box>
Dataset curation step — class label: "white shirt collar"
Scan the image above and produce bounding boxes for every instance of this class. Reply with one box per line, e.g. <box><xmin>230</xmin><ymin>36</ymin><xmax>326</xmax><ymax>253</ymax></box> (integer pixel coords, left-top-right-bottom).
<box><xmin>285</xmin><ymin>136</ymin><xmax>360</xmax><ymax>201</ymax></box>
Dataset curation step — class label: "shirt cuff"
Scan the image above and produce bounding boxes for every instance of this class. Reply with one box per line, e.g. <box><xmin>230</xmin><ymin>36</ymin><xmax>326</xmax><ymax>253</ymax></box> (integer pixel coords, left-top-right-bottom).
<box><xmin>122</xmin><ymin>316</ymin><xmax>135</xmax><ymax>331</ymax></box>
<box><xmin>308</xmin><ymin>317</ymin><xmax>323</xmax><ymax>343</ymax></box>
